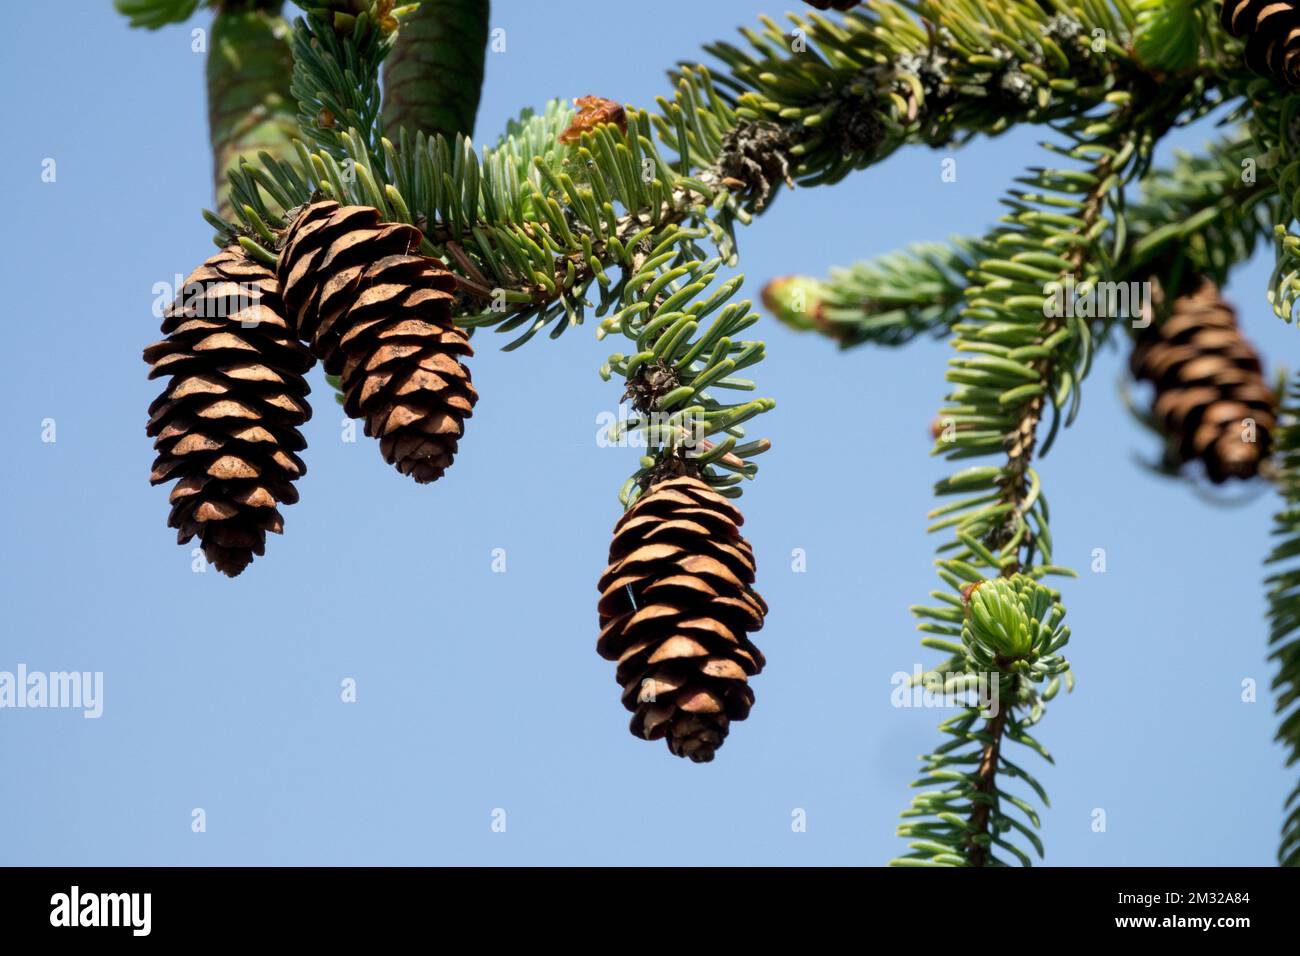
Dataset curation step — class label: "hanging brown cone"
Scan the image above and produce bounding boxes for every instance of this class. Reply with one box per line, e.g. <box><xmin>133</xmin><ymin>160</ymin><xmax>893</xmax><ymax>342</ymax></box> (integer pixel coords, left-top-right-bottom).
<box><xmin>144</xmin><ymin>246</ymin><xmax>313</xmax><ymax>576</ymax></box>
<box><xmin>1221</xmin><ymin>0</ymin><xmax>1300</xmax><ymax>86</ymax></box>
<box><xmin>277</xmin><ymin>200</ymin><xmax>477</xmax><ymax>483</ymax></box>
<box><xmin>596</xmin><ymin>476</ymin><xmax>768</xmax><ymax>763</ymax></box>
<box><xmin>1130</xmin><ymin>277</ymin><xmax>1277</xmax><ymax>483</ymax></box>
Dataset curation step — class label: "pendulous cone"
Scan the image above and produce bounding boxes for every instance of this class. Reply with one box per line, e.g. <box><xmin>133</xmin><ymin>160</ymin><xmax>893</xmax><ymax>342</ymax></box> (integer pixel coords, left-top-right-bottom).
<box><xmin>144</xmin><ymin>246</ymin><xmax>313</xmax><ymax>576</ymax></box>
<box><xmin>381</xmin><ymin>0</ymin><xmax>489</xmax><ymax>143</ymax></box>
<box><xmin>206</xmin><ymin>6</ymin><xmax>297</xmax><ymax>223</ymax></box>
<box><xmin>1130</xmin><ymin>277</ymin><xmax>1276</xmax><ymax>483</ymax></box>
<box><xmin>277</xmin><ymin>200</ymin><xmax>477</xmax><ymax>483</ymax></box>
<box><xmin>1221</xmin><ymin>0</ymin><xmax>1300</xmax><ymax>86</ymax></box>
<box><xmin>596</xmin><ymin>475</ymin><xmax>768</xmax><ymax>763</ymax></box>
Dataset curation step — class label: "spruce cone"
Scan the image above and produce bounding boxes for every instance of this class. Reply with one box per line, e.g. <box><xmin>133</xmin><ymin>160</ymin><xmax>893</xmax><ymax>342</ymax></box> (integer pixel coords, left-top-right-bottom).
<box><xmin>1130</xmin><ymin>278</ymin><xmax>1276</xmax><ymax>483</ymax></box>
<box><xmin>277</xmin><ymin>201</ymin><xmax>476</xmax><ymax>483</ymax></box>
<box><xmin>206</xmin><ymin>6</ymin><xmax>297</xmax><ymax>223</ymax></box>
<box><xmin>144</xmin><ymin>246</ymin><xmax>312</xmax><ymax>576</ymax></box>
<box><xmin>596</xmin><ymin>476</ymin><xmax>768</xmax><ymax>763</ymax></box>
<box><xmin>381</xmin><ymin>0</ymin><xmax>489</xmax><ymax>142</ymax></box>
<box><xmin>1221</xmin><ymin>0</ymin><xmax>1300</xmax><ymax>86</ymax></box>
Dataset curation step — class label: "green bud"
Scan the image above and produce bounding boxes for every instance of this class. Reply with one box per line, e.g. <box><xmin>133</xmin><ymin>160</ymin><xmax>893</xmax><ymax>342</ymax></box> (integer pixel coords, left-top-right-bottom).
<box><xmin>967</xmin><ymin>578</ymin><xmax>1033</xmax><ymax>659</ymax></box>
<box><xmin>1132</xmin><ymin>0</ymin><xmax>1202</xmax><ymax>75</ymax></box>
<box><xmin>760</xmin><ymin>277</ymin><xmax>824</xmax><ymax>333</ymax></box>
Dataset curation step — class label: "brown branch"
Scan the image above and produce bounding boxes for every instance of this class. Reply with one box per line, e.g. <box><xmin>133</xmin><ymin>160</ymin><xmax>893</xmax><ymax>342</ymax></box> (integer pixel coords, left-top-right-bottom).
<box><xmin>990</xmin><ymin>146</ymin><xmax>1120</xmax><ymax>578</ymax></box>
<box><xmin>965</xmin><ymin>695</ymin><xmax>1010</xmax><ymax>867</ymax></box>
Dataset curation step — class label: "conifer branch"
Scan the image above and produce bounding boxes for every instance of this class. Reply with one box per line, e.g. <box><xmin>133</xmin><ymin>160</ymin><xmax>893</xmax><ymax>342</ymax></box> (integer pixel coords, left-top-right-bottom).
<box><xmin>114</xmin><ymin>0</ymin><xmax>201</xmax><ymax>30</ymax></box>
<box><xmin>1125</xmin><ymin>132</ymin><xmax>1278</xmax><ymax>291</ymax></box>
<box><xmin>287</xmin><ymin>1</ymin><xmax>406</xmax><ymax>173</ymax></box>
<box><xmin>762</xmin><ymin>133</ymin><xmax>1276</xmax><ymax>351</ymax></box>
<box><xmin>215</xmin><ymin>2</ymin><xmax>1223</xmax><ymax>336</ymax></box>
<box><xmin>942</xmin><ymin>134</ymin><xmax>1128</xmax><ymax>865</ymax></box>
<box><xmin>1266</xmin><ymin>378</ymin><xmax>1300</xmax><ymax>866</ymax></box>
<box><xmin>893</xmin><ymin>75</ymin><xmax>1176</xmax><ymax>863</ymax></box>
<box><xmin>761</xmin><ymin>239</ymin><xmax>982</xmax><ymax>346</ymax></box>
<box><xmin>1246</xmin><ymin>78</ymin><xmax>1300</xmax><ymax>326</ymax></box>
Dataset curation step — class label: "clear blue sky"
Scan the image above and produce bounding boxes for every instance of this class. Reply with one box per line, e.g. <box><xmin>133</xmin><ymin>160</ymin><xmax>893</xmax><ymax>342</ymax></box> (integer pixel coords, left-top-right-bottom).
<box><xmin>0</xmin><ymin>1</ymin><xmax>1291</xmax><ymax>865</ymax></box>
